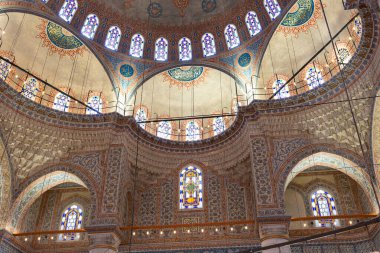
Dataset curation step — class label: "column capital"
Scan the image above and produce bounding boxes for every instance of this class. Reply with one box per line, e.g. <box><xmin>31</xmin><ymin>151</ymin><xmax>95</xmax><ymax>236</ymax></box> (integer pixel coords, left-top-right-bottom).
<box><xmin>256</xmin><ymin>216</ymin><xmax>291</xmax><ymax>241</ymax></box>
<box><xmin>86</xmin><ymin>226</ymin><xmax>122</xmax><ymax>252</ymax></box>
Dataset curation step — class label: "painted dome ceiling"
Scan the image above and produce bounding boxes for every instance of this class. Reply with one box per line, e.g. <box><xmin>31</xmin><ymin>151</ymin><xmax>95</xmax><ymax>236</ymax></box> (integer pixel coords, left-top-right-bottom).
<box><xmin>97</xmin><ymin>0</ymin><xmax>240</xmax><ymax>26</ymax></box>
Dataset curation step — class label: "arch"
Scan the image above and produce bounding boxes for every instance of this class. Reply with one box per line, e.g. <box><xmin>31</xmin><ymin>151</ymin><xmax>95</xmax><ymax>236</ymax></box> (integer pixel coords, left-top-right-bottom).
<box><xmin>8</xmin><ymin>164</ymin><xmax>99</xmax><ymax>232</ymax></box>
<box><xmin>245</xmin><ymin>11</ymin><xmax>262</xmax><ymax>37</ymax></box>
<box><xmin>59</xmin><ymin>0</ymin><xmax>78</xmax><ymax>23</ymax></box>
<box><xmin>81</xmin><ymin>14</ymin><xmax>99</xmax><ymax>40</ymax></box>
<box><xmin>305</xmin><ymin>66</ymin><xmax>324</xmax><ymax>89</ymax></box>
<box><xmin>185</xmin><ymin>121</ymin><xmax>201</xmax><ymax>141</ymax></box>
<box><xmin>59</xmin><ymin>203</ymin><xmax>84</xmax><ymax>240</ymax></box>
<box><xmin>86</xmin><ymin>95</ymin><xmax>102</xmax><ymax>115</ymax></box>
<box><xmin>213</xmin><ymin>117</ymin><xmax>226</xmax><ymax>136</ymax></box>
<box><xmin>272</xmin><ymin>78</ymin><xmax>289</xmax><ymax>99</ymax></box>
<box><xmin>179</xmin><ymin>165</ymin><xmax>203</xmax><ymax>209</ymax></box>
<box><xmin>224</xmin><ymin>24</ymin><xmax>240</xmax><ymax>50</ymax></box>
<box><xmin>157</xmin><ymin>121</ymin><xmax>172</xmax><ymax>140</ymax></box>
<box><xmin>130</xmin><ymin>33</ymin><xmax>145</xmax><ymax>58</ymax></box>
<box><xmin>105</xmin><ymin>26</ymin><xmax>121</xmax><ymax>51</ymax></box>
<box><xmin>201</xmin><ymin>33</ymin><xmax>216</xmax><ymax>57</ymax></box>
<box><xmin>154</xmin><ymin>37</ymin><xmax>168</xmax><ymax>62</ymax></box>
<box><xmin>178</xmin><ymin>37</ymin><xmax>192</xmax><ymax>61</ymax></box>
<box><xmin>264</xmin><ymin>0</ymin><xmax>281</xmax><ymax>20</ymax></box>
<box><xmin>278</xmin><ymin>149</ymin><xmax>378</xmax><ymax>213</ymax></box>
<box><xmin>21</xmin><ymin>77</ymin><xmax>39</xmax><ymax>101</ymax></box>
<box><xmin>53</xmin><ymin>92</ymin><xmax>71</xmax><ymax>112</ymax></box>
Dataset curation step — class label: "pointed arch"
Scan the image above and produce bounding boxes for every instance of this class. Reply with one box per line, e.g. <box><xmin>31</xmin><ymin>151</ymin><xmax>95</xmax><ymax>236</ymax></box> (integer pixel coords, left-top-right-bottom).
<box><xmin>53</xmin><ymin>92</ymin><xmax>71</xmax><ymax>112</ymax></box>
<box><xmin>105</xmin><ymin>26</ymin><xmax>121</xmax><ymax>51</ymax></box>
<box><xmin>213</xmin><ymin>117</ymin><xmax>226</xmax><ymax>136</ymax></box>
<box><xmin>186</xmin><ymin>121</ymin><xmax>201</xmax><ymax>141</ymax></box>
<box><xmin>245</xmin><ymin>11</ymin><xmax>262</xmax><ymax>37</ymax></box>
<box><xmin>179</xmin><ymin>165</ymin><xmax>203</xmax><ymax>209</ymax></box>
<box><xmin>179</xmin><ymin>37</ymin><xmax>192</xmax><ymax>61</ymax></box>
<box><xmin>86</xmin><ymin>95</ymin><xmax>102</xmax><ymax>115</ymax></box>
<box><xmin>154</xmin><ymin>37</ymin><xmax>168</xmax><ymax>61</ymax></box>
<box><xmin>59</xmin><ymin>0</ymin><xmax>78</xmax><ymax>23</ymax></box>
<box><xmin>130</xmin><ymin>33</ymin><xmax>145</xmax><ymax>58</ymax></box>
<box><xmin>264</xmin><ymin>0</ymin><xmax>281</xmax><ymax>20</ymax></box>
<box><xmin>21</xmin><ymin>77</ymin><xmax>39</xmax><ymax>101</ymax></box>
<box><xmin>224</xmin><ymin>24</ymin><xmax>240</xmax><ymax>50</ymax></box>
<box><xmin>201</xmin><ymin>33</ymin><xmax>216</xmax><ymax>57</ymax></box>
<box><xmin>157</xmin><ymin>121</ymin><xmax>172</xmax><ymax>140</ymax></box>
<box><xmin>81</xmin><ymin>14</ymin><xmax>99</xmax><ymax>40</ymax></box>
<box><xmin>306</xmin><ymin>66</ymin><xmax>324</xmax><ymax>89</ymax></box>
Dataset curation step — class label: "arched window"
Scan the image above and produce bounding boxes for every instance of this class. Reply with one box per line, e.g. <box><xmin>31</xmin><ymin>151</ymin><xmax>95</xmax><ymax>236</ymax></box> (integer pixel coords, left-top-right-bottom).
<box><xmin>130</xmin><ymin>34</ymin><xmax>145</xmax><ymax>58</ymax></box>
<box><xmin>0</xmin><ymin>59</ymin><xmax>11</xmax><ymax>80</ymax></box>
<box><xmin>41</xmin><ymin>0</ymin><xmax>49</xmax><ymax>3</ymax></box>
<box><xmin>59</xmin><ymin>0</ymin><xmax>78</xmax><ymax>23</ymax></box>
<box><xmin>245</xmin><ymin>11</ymin><xmax>262</xmax><ymax>37</ymax></box>
<box><xmin>59</xmin><ymin>204</ymin><xmax>83</xmax><ymax>240</ymax></box>
<box><xmin>86</xmin><ymin>95</ymin><xmax>102</xmax><ymax>115</ymax></box>
<box><xmin>224</xmin><ymin>24</ymin><xmax>240</xmax><ymax>50</ymax></box>
<box><xmin>154</xmin><ymin>37</ymin><xmax>169</xmax><ymax>62</ymax></box>
<box><xmin>53</xmin><ymin>92</ymin><xmax>70</xmax><ymax>112</ymax></box>
<box><xmin>337</xmin><ymin>47</ymin><xmax>351</xmax><ymax>65</ymax></box>
<box><xmin>179</xmin><ymin>37</ymin><xmax>192</xmax><ymax>61</ymax></box>
<box><xmin>186</xmin><ymin>121</ymin><xmax>200</xmax><ymax>141</ymax></box>
<box><xmin>272</xmin><ymin>79</ymin><xmax>289</xmax><ymax>99</ymax></box>
<box><xmin>179</xmin><ymin>165</ymin><xmax>203</xmax><ymax>209</ymax></box>
<box><xmin>201</xmin><ymin>33</ymin><xmax>216</xmax><ymax>57</ymax></box>
<box><xmin>306</xmin><ymin>67</ymin><xmax>324</xmax><ymax>89</ymax></box>
<box><xmin>354</xmin><ymin>16</ymin><xmax>362</xmax><ymax>37</ymax></box>
<box><xmin>311</xmin><ymin>190</ymin><xmax>337</xmax><ymax>227</ymax></box>
<box><xmin>105</xmin><ymin>26</ymin><xmax>121</xmax><ymax>51</ymax></box>
<box><xmin>135</xmin><ymin>107</ymin><xmax>147</xmax><ymax>129</ymax></box>
<box><xmin>81</xmin><ymin>14</ymin><xmax>99</xmax><ymax>40</ymax></box>
<box><xmin>264</xmin><ymin>0</ymin><xmax>281</xmax><ymax>20</ymax></box>
<box><xmin>157</xmin><ymin>121</ymin><xmax>172</xmax><ymax>140</ymax></box>
<box><xmin>213</xmin><ymin>117</ymin><xmax>226</xmax><ymax>136</ymax></box>
<box><xmin>21</xmin><ymin>77</ymin><xmax>39</xmax><ymax>101</ymax></box>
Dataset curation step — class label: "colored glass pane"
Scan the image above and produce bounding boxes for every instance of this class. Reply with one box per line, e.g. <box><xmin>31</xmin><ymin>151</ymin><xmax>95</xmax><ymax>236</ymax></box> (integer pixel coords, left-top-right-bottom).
<box><xmin>0</xmin><ymin>59</ymin><xmax>11</xmax><ymax>80</ymax></box>
<box><xmin>264</xmin><ymin>0</ymin><xmax>281</xmax><ymax>20</ymax></box>
<box><xmin>246</xmin><ymin>11</ymin><xmax>262</xmax><ymax>37</ymax></box>
<box><xmin>86</xmin><ymin>95</ymin><xmax>102</xmax><ymax>115</ymax></box>
<box><xmin>81</xmin><ymin>14</ymin><xmax>99</xmax><ymax>40</ymax></box>
<box><xmin>53</xmin><ymin>92</ymin><xmax>71</xmax><ymax>112</ymax></box>
<box><xmin>130</xmin><ymin>34</ymin><xmax>145</xmax><ymax>58</ymax></box>
<box><xmin>105</xmin><ymin>26</ymin><xmax>121</xmax><ymax>51</ymax></box>
<box><xmin>59</xmin><ymin>204</ymin><xmax>83</xmax><ymax>241</ymax></box>
<box><xmin>155</xmin><ymin>37</ymin><xmax>168</xmax><ymax>61</ymax></box>
<box><xmin>272</xmin><ymin>79</ymin><xmax>289</xmax><ymax>99</ymax></box>
<box><xmin>224</xmin><ymin>24</ymin><xmax>240</xmax><ymax>50</ymax></box>
<box><xmin>311</xmin><ymin>190</ymin><xmax>337</xmax><ymax>227</ymax></box>
<box><xmin>201</xmin><ymin>33</ymin><xmax>216</xmax><ymax>57</ymax></box>
<box><xmin>157</xmin><ymin>121</ymin><xmax>172</xmax><ymax>140</ymax></box>
<box><xmin>59</xmin><ymin>0</ymin><xmax>78</xmax><ymax>23</ymax></box>
<box><xmin>306</xmin><ymin>67</ymin><xmax>324</xmax><ymax>89</ymax></box>
<box><xmin>21</xmin><ymin>78</ymin><xmax>39</xmax><ymax>101</ymax></box>
<box><xmin>179</xmin><ymin>166</ymin><xmax>203</xmax><ymax>209</ymax></box>
<box><xmin>213</xmin><ymin>117</ymin><xmax>226</xmax><ymax>136</ymax></box>
<box><xmin>135</xmin><ymin>108</ymin><xmax>147</xmax><ymax>129</ymax></box>
<box><xmin>179</xmin><ymin>37</ymin><xmax>192</xmax><ymax>61</ymax></box>
<box><xmin>186</xmin><ymin>121</ymin><xmax>200</xmax><ymax>141</ymax></box>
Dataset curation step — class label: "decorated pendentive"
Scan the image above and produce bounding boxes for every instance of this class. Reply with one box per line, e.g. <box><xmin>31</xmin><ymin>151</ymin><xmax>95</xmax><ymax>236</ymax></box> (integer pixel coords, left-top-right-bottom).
<box><xmin>119</xmin><ymin>64</ymin><xmax>135</xmax><ymax>79</ymax></box>
<box><xmin>179</xmin><ymin>165</ymin><xmax>203</xmax><ymax>209</ymax></box>
<box><xmin>237</xmin><ymin>52</ymin><xmax>252</xmax><ymax>68</ymax></box>
<box><xmin>36</xmin><ymin>19</ymin><xmax>86</xmax><ymax>58</ymax></box>
<box><xmin>162</xmin><ymin>66</ymin><xmax>209</xmax><ymax>89</ymax></box>
<box><xmin>277</xmin><ymin>0</ymin><xmax>324</xmax><ymax>36</ymax></box>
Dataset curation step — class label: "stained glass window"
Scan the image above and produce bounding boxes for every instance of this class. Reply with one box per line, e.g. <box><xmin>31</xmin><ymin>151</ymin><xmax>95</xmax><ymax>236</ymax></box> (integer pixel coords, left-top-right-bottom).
<box><xmin>59</xmin><ymin>0</ymin><xmax>78</xmax><ymax>23</ymax></box>
<box><xmin>311</xmin><ymin>190</ymin><xmax>337</xmax><ymax>227</ymax></box>
<box><xmin>130</xmin><ymin>34</ymin><xmax>145</xmax><ymax>58</ymax></box>
<box><xmin>0</xmin><ymin>59</ymin><xmax>11</xmax><ymax>80</ymax></box>
<box><xmin>135</xmin><ymin>108</ymin><xmax>147</xmax><ymax>129</ymax></box>
<box><xmin>86</xmin><ymin>95</ymin><xmax>102</xmax><ymax>115</ymax></box>
<box><xmin>186</xmin><ymin>121</ymin><xmax>200</xmax><ymax>141</ymax></box>
<box><xmin>21</xmin><ymin>78</ymin><xmax>39</xmax><ymax>101</ymax></box>
<box><xmin>41</xmin><ymin>0</ymin><xmax>49</xmax><ymax>3</ymax></box>
<box><xmin>201</xmin><ymin>33</ymin><xmax>216</xmax><ymax>57</ymax></box>
<box><xmin>264</xmin><ymin>0</ymin><xmax>281</xmax><ymax>20</ymax></box>
<box><xmin>155</xmin><ymin>37</ymin><xmax>168</xmax><ymax>61</ymax></box>
<box><xmin>179</xmin><ymin>166</ymin><xmax>203</xmax><ymax>209</ymax></box>
<box><xmin>179</xmin><ymin>37</ymin><xmax>192</xmax><ymax>61</ymax></box>
<box><xmin>213</xmin><ymin>117</ymin><xmax>226</xmax><ymax>136</ymax></box>
<box><xmin>157</xmin><ymin>121</ymin><xmax>172</xmax><ymax>140</ymax></box>
<box><xmin>59</xmin><ymin>204</ymin><xmax>83</xmax><ymax>241</ymax></box>
<box><xmin>81</xmin><ymin>14</ymin><xmax>99</xmax><ymax>40</ymax></box>
<box><xmin>337</xmin><ymin>47</ymin><xmax>351</xmax><ymax>65</ymax></box>
<box><xmin>53</xmin><ymin>92</ymin><xmax>71</xmax><ymax>112</ymax></box>
<box><xmin>105</xmin><ymin>26</ymin><xmax>121</xmax><ymax>51</ymax></box>
<box><xmin>224</xmin><ymin>24</ymin><xmax>240</xmax><ymax>50</ymax></box>
<box><xmin>272</xmin><ymin>79</ymin><xmax>289</xmax><ymax>99</ymax></box>
<box><xmin>246</xmin><ymin>11</ymin><xmax>262</xmax><ymax>37</ymax></box>
<box><xmin>354</xmin><ymin>16</ymin><xmax>362</xmax><ymax>37</ymax></box>
<box><xmin>306</xmin><ymin>67</ymin><xmax>324</xmax><ymax>89</ymax></box>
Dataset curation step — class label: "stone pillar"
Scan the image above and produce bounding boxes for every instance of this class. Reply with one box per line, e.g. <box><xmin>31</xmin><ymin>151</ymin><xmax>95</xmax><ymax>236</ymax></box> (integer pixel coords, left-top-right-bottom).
<box><xmin>87</xmin><ymin>227</ymin><xmax>122</xmax><ymax>253</ymax></box>
<box><xmin>258</xmin><ymin>216</ymin><xmax>291</xmax><ymax>253</ymax></box>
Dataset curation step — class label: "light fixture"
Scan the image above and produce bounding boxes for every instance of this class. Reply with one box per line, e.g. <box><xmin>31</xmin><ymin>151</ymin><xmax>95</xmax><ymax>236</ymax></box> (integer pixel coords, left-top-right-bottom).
<box><xmin>349</xmin><ymin>220</ymin><xmax>353</xmax><ymax>225</ymax></box>
<box><xmin>230</xmin><ymin>227</ymin><xmax>234</xmax><ymax>231</ymax></box>
<box><xmin>201</xmin><ymin>229</ymin><xmax>204</xmax><ymax>233</ymax></box>
<box><xmin>303</xmin><ymin>223</ymin><xmax>307</xmax><ymax>227</ymax></box>
<box><xmin>244</xmin><ymin>226</ymin><xmax>248</xmax><ymax>230</ymax></box>
<box><xmin>187</xmin><ymin>229</ymin><xmax>190</xmax><ymax>233</ymax></box>
<box><xmin>146</xmin><ymin>231</ymin><xmax>150</xmax><ymax>235</ymax></box>
<box><xmin>24</xmin><ymin>238</ymin><xmax>28</xmax><ymax>242</ymax></box>
<box><xmin>215</xmin><ymin>228</ymin><xmax>218</xmax><ymax>232</ymax></box>
<box><xmin>160</xmin><ymin>231</ymin><xmax>163</xmax><ymax>235</ymax></box>
<box><xmin>173</xmin><ymin>230</ymin><xmax>177</xmax><ymax>234</ymax></box>
<box><xmin>132</xmin><ymin>232</ymin><xmax>136</xmax><ymax>236</ymax></box>
<box><xmin>50</xmin><ymin>236</ymin><xmax>54</xmax><ymax>240</ymax></box>
<box><xmin>37</xmin><ymin>237</ymin><xmax>41</xmax><ymax>241</ymax></box>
